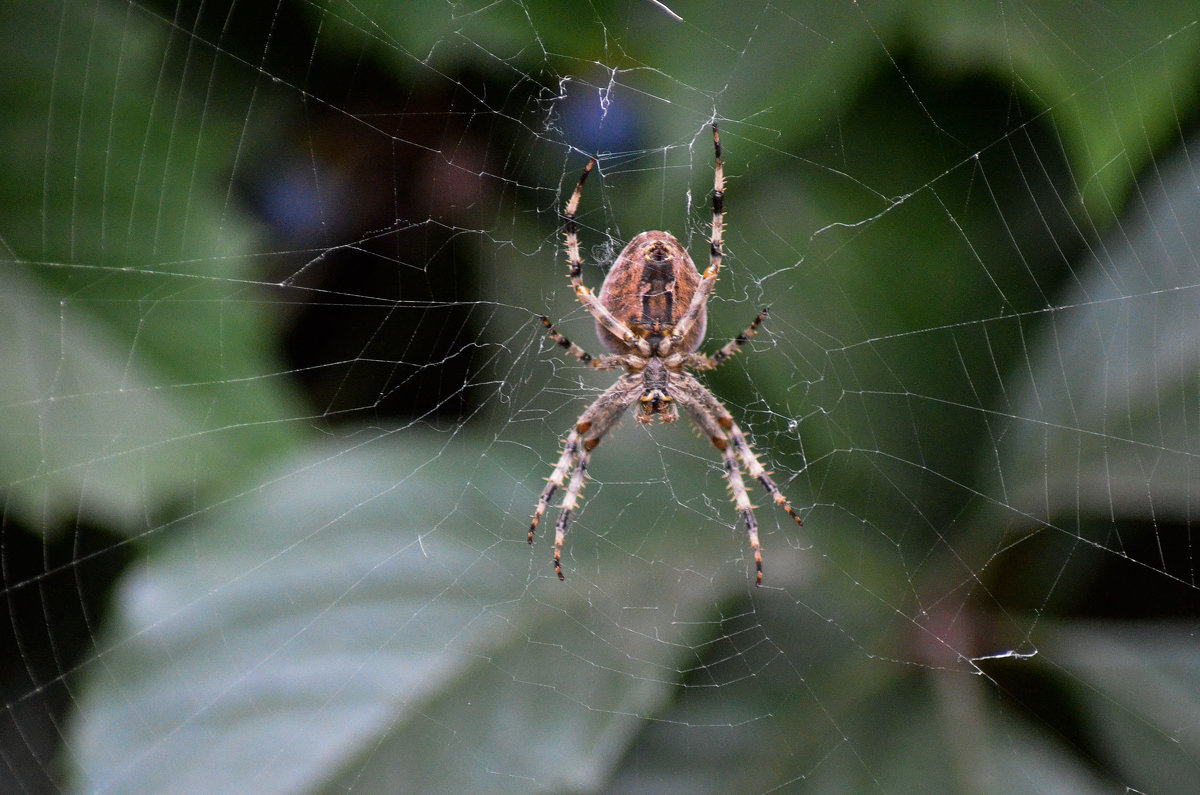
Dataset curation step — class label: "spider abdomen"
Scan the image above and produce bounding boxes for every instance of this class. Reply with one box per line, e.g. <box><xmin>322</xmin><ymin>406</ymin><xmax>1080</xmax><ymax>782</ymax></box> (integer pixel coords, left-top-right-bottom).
<box><xmin>596</xmin><ymin>231</ymin><xmax>706</xmax><ymax>354</ymax></box>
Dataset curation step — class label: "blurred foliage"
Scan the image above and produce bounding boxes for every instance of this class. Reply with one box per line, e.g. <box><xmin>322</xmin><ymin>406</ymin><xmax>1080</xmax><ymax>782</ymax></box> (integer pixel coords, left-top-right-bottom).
<box><xmin>0</xmin><ymin>2</ymin><xmax>307</xmax><ymax>531</ymax></box>
<box><xmin>1</xmin><ymin>0</ymin><xmax>1198</xmax><ymax>792</ymax></box>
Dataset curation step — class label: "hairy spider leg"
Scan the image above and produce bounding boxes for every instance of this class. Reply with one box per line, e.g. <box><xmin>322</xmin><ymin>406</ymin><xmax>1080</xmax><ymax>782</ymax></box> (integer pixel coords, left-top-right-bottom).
<box><xmin>538</xmin><ymin>316</ymin><xmax>623</xmax><ymax>370</ymax></box>
<box><xmin>562</xmin><ymin>159</ymin><xmax>651</xmax><ymax>357</ymax></box>
<box><xmin>666</xmin><ymin>123</ymin><xmax>724</xmax><ymax>354</ymax></box>
<box><xmin>721</xmin><ymin>441</ymin><xmax>762</xmax><ymax>585</ymax></box>
<box><xmin>675</xmin><ymin>383</ymin><xmax>763</xmax><ymax>585</ymax></box>
<box><xmin>729</xmin><ymin>420</ymin><xmax>804</xmax><ymax>527</ymax></box>
<box><xmin>554</xmin><ymin>450</ymin><xmax>589</xmax><ymax>580</ymax></box>
<box><xmin>684</xmin><ymin>372</ymin><xmax>805</xmax><ymax>528</ymax></box>
<box><xmin>528</xmin><ymin>376</ymin><xmax>641</xmax><ymax>573</ymax></box>
<box><xmin>688</xmin><ymin>307</ymin><xmax>769</xmax><ymax>371</ymax></box>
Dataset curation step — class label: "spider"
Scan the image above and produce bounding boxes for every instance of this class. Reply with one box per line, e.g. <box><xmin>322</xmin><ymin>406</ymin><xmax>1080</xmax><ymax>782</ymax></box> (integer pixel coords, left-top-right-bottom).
<box><xmin>529</xmin><ymin>124</ymin><xmax>803</xmax><ymax>586</ymax></box>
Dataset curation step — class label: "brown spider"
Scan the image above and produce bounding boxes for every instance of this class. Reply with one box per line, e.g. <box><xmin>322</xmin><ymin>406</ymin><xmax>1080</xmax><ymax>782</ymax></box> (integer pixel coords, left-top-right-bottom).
<box><xmin>529</xmin><ymin>124</ymin><xmax>803</xmax><ymax>586</ymax></box>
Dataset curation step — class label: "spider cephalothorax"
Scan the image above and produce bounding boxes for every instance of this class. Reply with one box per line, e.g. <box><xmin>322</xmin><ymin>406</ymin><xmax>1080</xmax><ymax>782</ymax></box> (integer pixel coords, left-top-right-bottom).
<box><xmin>529</xmin><ymin>124</ymin><xmax>804</xmax><ymax>586</ymax></box>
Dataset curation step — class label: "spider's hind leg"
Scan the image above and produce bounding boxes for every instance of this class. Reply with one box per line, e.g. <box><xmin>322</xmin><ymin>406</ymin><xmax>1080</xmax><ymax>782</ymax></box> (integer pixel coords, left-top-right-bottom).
<box><xmin>666</xmin><ymin>122</ymin><xmax>725</xmax><ymax>353</ymax></box>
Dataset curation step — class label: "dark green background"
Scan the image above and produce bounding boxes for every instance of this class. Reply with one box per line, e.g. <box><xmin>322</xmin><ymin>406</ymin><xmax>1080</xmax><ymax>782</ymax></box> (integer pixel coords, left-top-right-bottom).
<box><xmin>2</xmin><ymin>1</ymin><xmax>1199</xmax><ymax>791</ymax></box>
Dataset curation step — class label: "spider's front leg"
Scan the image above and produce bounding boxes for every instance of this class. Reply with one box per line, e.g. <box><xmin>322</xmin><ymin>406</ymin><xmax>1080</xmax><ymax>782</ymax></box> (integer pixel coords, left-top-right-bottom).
<box><xmin>553</xmin><ymin>450</ymin><xmax>590</xmax><ymax>580</ymax></box>
<box><xmin>676</xmin><ymin>372</ymin><xmax>805</xmax><ymax>586</ymax></box>
<box><xmin>529</xmin><ymin>431</ymin><xmax>582</xmax><ymax>547</ymax></box>
<box><xmin>529</xmin><ymin>375</ymin><xmax>640</xmax><ymax>580</ymax></box>
<box><xmin>719</xmin><ymin>436</ymin><xmax>763</xmax><ymax>585</ymax></box>
<box><xmin>726</xmin><ymin>420</ymin><xmax>805</xmax><ymax>528</ymax></box>
<box><xmin>674</xmin><ymin>383</ymin><xmax>764</xmax><ymax>585</ymax></box>
<box><xmin>684</xmin><ymin>373</ymin><xmax>805</xmax><ymax>528</ymax></box>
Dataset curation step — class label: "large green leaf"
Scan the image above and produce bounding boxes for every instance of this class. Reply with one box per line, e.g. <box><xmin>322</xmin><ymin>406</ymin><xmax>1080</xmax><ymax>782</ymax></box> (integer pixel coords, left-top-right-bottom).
<box><xmin>1040</xmin><ymin>622</ymin><xmax>1200</xmax><ymax>791</ymax></box>
<box><xmin>956</xmin><ymin>121</ymin><xmax>1200</xmax><ymax>795</ymax></box>
<box><xmin>915</xmin><ymin>1</ymin><xmax>1200</xmax><ymax>220</ymax></box>
<box><xmin>0</xmin><ymin>1</ymin><xmax>305</xmax><ymax>533</ymax></box>
<box><xmin>995</xmin><ymin>130</ymin><xmax>1200</xmax><ymax>529</ymax></box>
<box><xmin>63</xmin><ymin>435</ymin><xmax>725</xmax><ymax>792</ymax></box>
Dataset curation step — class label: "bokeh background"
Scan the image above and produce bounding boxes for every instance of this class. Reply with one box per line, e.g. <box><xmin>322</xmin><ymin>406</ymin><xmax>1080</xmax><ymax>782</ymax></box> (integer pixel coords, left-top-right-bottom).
<box><xmin>3</xmin><ymin>1</ymin><xmax>1200</xmax><ymax>791</ymax></box>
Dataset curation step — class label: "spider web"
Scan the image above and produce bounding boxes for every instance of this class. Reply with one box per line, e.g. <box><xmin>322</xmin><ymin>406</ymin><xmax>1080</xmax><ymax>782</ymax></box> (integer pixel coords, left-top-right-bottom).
<box><xmin>3</xmin><ymin>1</ymin><xmax>1199</xmax><ymax>791</ymax></box>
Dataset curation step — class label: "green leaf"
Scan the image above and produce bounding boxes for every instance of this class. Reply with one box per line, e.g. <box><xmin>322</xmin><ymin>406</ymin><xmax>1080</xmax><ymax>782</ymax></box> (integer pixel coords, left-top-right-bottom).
<box><xmin>0</xmin><ymin>2</ymin><xmax>306</xmax><ymax>532</ymax></box>
<box><xmin>0</xmin><ymin>269</ymin><xmax>225</xmax><ymax>530</ymax></box>
<box><xmin>912</xmin><ymin>1</ymin><xmax>1200</xmax><ymax>220</ymax></box>
<box><xmin>995</xmin><ymin>130</ymin><xmax>1200</xmax><ymax>525</ymax></box>
<box><xmin>1041</xmin><ymin>621</ymin><xmax>1200</xmax><ymax>790</ymax></box>
<box><xmin>63</xmin><ymin>434</ymin><xmax>721</xmax><ymax>792</ymax></box>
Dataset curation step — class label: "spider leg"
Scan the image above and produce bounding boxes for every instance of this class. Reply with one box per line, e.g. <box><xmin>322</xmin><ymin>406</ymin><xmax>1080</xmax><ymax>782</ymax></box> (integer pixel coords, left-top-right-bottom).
<box><xmin>678</xmin><ymin>372</ymin><xmax>807</xmax><ymax>585</ymax></box>
<box><xmin>529</xmin><ymin>375</ymin><xmax>641</xmax><ymax>579</ymax></box>
<box><xmin>529</xmin><ymin>433</ymin><xmax>581</xmax><ymax>545</ymax></box>
<box><xmin>538</xmin><ymin>316</ymin><xmax>623</xmax><ymax>369</ymax></box>
<box><xmin>666</xmin><ymin>123</ymin><xmax>724</xmax><ymax>354</ymax></box>
<box><xmin>675</xmin><ymin>381</ymin><xmax>764</xmax><ymax>585</ymax></box>
<box><xmin>563</xmin><ymin>159</ymin><xmax>594</xmax><ymax>284</ymax></box>
<box><xmin>688</xmin><ymin>306</ymin><xmax>768</xmax><ymax>371</ymax></box>
<box><xmin>683</xmin><ymin>373</ymin><xmax>805</xmax><ymax>527</ymax></box>
<box><xmin>562</xmin><ymin>158</ymin><xmax>650</xmax><ymax>357</ymax></box>
<box><xmin>720</xmin><ymin>437</ymin><xmax>762</xmax><ymax>585</ymax></box>
<box><xmin>727</xmin><ymin>418</ymin><xmax>804</xmax><ymax>527</ymax></box>
<box><xmin>554</xmin><ymin>450</ymin><xmax>589</xmax><ymax>580</ymax></box>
